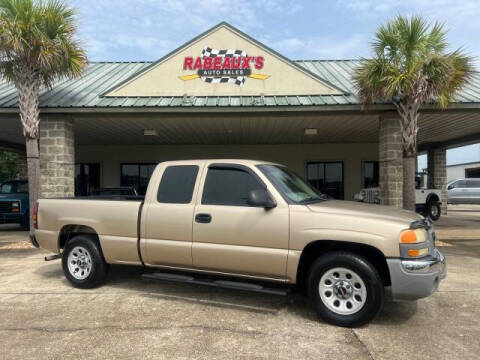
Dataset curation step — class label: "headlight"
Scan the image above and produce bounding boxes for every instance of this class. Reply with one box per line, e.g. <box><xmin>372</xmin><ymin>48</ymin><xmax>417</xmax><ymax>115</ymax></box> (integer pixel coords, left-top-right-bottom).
<box><xmin>400</xmin><ymin>228</ymin><xmax>427</xmax><ymax>244</ymax></box>
<box><xmin>11</xmin><ymin>202</ymin><xmax>20</xmax><ymax>212</ymax></box>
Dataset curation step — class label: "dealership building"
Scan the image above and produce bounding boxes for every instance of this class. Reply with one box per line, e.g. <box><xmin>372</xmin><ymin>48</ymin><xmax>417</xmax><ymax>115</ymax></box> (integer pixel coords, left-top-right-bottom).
<box><xmin>1</xmin><ymin>22</ymin><xmax>480</xmax><ymax>209</ymax></box>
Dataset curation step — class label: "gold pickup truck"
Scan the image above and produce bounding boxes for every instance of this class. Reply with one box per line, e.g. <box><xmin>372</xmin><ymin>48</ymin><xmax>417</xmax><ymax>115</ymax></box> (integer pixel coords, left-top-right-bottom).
<box><xmin>31</xmin><ymin>159</ymin><xmax>446</xmax><ymax>327</ymax></box>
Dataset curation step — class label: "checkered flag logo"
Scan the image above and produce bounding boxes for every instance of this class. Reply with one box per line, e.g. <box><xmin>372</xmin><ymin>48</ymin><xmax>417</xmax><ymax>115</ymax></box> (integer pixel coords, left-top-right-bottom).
<box><xmin>200</xmin><ymin>46</ymin><xmax>248</xmax><ymax>86</ymax></box>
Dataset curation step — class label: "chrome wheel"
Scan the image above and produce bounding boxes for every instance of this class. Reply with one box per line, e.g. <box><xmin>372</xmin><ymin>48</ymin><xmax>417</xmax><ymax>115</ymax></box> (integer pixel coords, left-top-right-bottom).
<box><xmin>319</xmin><ymin>267</ymin><xmax>367</xmax><ymax>315</ymax></box>
<box><xmin>67</xmin><ymin>246</ymin><xmax>92</xmax><ymax>280</ymax></box>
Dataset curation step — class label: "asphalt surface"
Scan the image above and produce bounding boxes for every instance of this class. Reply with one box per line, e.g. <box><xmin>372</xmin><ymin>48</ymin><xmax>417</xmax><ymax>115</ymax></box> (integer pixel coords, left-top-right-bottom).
<box><xmin>1</xmin><ymin>214</ymin><xmax>480</xmax><ymax>359</ymax></box>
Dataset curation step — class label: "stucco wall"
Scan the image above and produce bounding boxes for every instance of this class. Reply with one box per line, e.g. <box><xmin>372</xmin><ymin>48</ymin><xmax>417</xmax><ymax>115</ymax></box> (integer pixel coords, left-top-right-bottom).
<box><xmin>447</xmin><ymin>162</ymin><xmax>480</xmax><ymax>182</ymax></box>
<box><xmin>76</xmin><ymin>143</ymin><xmax>378</xmax><ymax>200</ymax></box>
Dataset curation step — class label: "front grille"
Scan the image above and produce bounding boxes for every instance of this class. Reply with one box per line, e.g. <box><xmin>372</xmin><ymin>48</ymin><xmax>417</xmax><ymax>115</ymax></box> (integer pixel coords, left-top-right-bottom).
<box><xmin>0</xmin><ymin>201</ymin><xmax>13</xmax><ymax>213</ymax></box>
<box><xmin>364</xmin><ymin>189</ymin><xmax>380</xmax><ymax>203</ymax></box>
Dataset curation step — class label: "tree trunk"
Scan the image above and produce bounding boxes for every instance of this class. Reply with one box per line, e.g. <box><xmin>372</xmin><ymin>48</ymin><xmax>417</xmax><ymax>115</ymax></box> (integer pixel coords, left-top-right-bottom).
<box><xmin>26</xmin><ymin>138</ymin><xmax>40</xmax><ymax>232</ymax></box>
<box><xmin>395</xmin><ymin>97</ymin><xmax>420</xmax><ymax>211</ymax></box>
<box><xmin>403</xmin><ymin>156</ymin><xmax>416</xmax><ymax>211</ymax></box>
<box><xmin>15</xmin><ymin>66</ymin><xmax>41</xmax><ymax>234</ymax></box>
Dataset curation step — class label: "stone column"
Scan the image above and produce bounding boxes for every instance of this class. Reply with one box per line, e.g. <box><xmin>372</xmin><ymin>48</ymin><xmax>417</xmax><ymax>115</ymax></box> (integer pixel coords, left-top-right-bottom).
<box><xmin>427</xmin><ymin>147</ymin><xmax>447</xmax><ymax>214</ymax></box>
<box><xmin>39</xmin><ymin>118</ymin><xmax>75</xmax><ymax>198</ymax></box>
<box><xmin>379</xmin><ymin>116</ymin><xmax>403</xmax><ymax>207</ymax></box>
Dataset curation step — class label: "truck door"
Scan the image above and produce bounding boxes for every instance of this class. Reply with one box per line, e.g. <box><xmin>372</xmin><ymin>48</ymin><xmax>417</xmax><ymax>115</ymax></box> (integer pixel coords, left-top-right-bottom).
<box><xmin>192</xmin><ymin>163</ymin><xmax>289</xmax><ymax>279</ymax></box>
<box><xmin>142</xmin><ymin>162</ymin><xmax>204</xmax><ymax>267</ymax></box>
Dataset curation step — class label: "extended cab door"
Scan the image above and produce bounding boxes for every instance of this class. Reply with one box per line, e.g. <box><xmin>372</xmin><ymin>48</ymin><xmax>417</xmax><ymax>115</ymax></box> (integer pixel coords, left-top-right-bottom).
<box><xmin>142</xmin><ymin>161</ymin><xmax>204</xmax><ymax>267</ymax></box>
<box><xmin>192</xmin><ymin>163</ymin><xmax>289</xmax><ymax>279</ymax></box>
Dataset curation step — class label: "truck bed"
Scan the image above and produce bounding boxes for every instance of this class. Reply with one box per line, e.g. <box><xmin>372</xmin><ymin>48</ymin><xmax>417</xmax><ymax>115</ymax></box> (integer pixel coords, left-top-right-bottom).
<box><xmin>36</xmin><ymin>198</ymin><xmax>142</xmax><ymax>264</ymax></box>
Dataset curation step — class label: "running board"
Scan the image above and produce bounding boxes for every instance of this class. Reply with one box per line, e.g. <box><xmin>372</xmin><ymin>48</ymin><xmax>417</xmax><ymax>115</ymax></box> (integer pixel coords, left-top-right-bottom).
<box><xmin>142</xmin><ymin>272</ymin><xmax>289</xmax><ymax>296</ymax></box>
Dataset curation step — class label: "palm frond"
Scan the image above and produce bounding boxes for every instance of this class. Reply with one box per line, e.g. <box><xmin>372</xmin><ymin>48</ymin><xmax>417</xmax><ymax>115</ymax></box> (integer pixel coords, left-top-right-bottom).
<box><xmin>353</xmin><ymin>14</ymin><xmax>475</xmax><ymax>109</ymax></box>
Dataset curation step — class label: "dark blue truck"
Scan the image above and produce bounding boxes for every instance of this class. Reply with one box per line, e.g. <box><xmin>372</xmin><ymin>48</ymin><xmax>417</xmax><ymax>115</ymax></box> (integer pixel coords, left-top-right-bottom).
<box><xmin>0</xmin><ymin>180</ymin><xmax>29</xmax><ymax>230</ymax></box>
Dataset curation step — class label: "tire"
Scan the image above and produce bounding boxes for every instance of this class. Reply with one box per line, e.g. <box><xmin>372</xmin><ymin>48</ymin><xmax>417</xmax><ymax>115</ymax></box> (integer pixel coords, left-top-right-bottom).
<box><xmin>427</xmin><ymin>200</ymin><xmax>441</xmax><ymax>221</ymax></box>
<box><xmin>308</xmin><ymin>252</ymin><xmax>384</xmax><ymax>327</ymax></box>
<box><xmin>62</xmin><ymin>235</ymin><xmax>109</xmax><ymax>288</ymax></box>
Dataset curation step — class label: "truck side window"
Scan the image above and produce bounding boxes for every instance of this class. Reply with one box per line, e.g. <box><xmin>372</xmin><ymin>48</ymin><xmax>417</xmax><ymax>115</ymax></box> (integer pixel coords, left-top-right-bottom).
<box><xmin>157</xmin><ymin>165</ymin><xmax>199</xmax><ymax>204</ymax></box>
<box><xmin>202</xmin><ymin>167</ymin><xmax>263</xmax><ymax>206</ymax></box>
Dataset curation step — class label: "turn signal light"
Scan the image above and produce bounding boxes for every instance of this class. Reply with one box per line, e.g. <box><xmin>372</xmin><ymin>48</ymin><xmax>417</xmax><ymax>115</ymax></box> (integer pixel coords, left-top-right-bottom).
<box><xmin>400</xmin><ymin>230</ymin><xmax>417</xmax><ymax>243</ymax></box>
<box><xmin>408</xmin><ymin>248</ymin><xmax>428</xmax><ymax>257</ymax></box>
<box><xmin>33</xmin><ymin>202</ymin><xmax>39</xmax><ymax>229</ymax></box>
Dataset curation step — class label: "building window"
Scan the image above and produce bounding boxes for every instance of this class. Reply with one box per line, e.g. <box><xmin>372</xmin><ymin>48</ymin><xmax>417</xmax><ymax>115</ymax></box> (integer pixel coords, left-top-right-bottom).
<box><xmin>306</xmin><ymin>162</ymin><xmax>344</xmax><ymax>199</ymax></box>
<box><xmin>75</xmin><ymin>163</ymin><xmax>100</xmax><ymax>196</ymax></box>
<box><xmin>465</xmin><ymin>167</ymin><xmax>480</xmax><ymax>178</ymax></box>
<box><xmin>120</xmin><ymin>163</ymin><xmax>156</xmax><ymax>195</ymax></box>
<box><xmin>363</xmin><ymin>161</ymin><xmax>379</xmax><ymax>188</ymax></box>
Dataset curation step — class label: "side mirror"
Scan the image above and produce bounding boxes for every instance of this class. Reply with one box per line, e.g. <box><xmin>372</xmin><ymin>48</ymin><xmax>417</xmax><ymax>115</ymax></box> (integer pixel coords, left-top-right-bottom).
<box><xmin>447</xmin><ymin>185</ymin><xmax>453</xmax><ymax>190</ymax></box>
<box><xmin>247</xmin><ymin>189</ymin><xmax>276</xmax><ymax>209</ymax></box>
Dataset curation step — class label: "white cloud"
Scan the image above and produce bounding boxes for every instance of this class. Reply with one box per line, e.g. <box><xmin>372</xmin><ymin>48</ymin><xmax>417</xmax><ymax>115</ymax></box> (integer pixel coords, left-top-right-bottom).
<box><xmin>338</xmin><ymin>0</ymin><xmax>480</xmax><ymax>22</ymax></box>
<box><xmin>269</xmin><ymin>34</ymin><xmax>367</xmax><ymax>59</ymax></box>
<box><xmin>71</xmin><ymin>0</ymin><xmax>303</xmax><ymax>60</ymax></box>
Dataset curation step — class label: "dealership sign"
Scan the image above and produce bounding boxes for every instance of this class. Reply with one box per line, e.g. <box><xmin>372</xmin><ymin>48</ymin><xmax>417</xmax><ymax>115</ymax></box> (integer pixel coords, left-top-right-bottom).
<box><xmin>180</xmin><ymin>46</ymin><xmax>269</xmax><ymax>86</ymax></box>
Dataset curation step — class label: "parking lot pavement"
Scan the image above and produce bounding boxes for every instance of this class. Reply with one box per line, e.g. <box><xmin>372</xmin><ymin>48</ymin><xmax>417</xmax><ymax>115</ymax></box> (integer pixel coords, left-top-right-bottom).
<box><xmin>0</xmin><ymin>237</ymin><xmax>479</xmax><ymax>360</ymax></box>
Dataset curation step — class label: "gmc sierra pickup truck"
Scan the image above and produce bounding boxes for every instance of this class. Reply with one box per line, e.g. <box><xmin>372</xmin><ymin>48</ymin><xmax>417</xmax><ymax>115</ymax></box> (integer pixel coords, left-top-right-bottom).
<box><xmin>31</xmin><ymin>160</ymin><xmax>446</xmax><ymax>327</ymax></box>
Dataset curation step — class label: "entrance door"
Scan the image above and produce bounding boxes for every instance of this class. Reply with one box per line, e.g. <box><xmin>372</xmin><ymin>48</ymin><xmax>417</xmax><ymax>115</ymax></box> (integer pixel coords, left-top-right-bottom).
<box><xmin>306</xmin><ymin>161</ymin><xmax>344</xmax><ymax>199</ymax></box>
<box><xmin>75</xmin><ymin>163</ymin><xmax>100</xmax><ymax>196</ymax></box>
<box><xmin>192</xmin><ymin>164</ymin><xmax>289</xmax><ymax>279</ymax></box>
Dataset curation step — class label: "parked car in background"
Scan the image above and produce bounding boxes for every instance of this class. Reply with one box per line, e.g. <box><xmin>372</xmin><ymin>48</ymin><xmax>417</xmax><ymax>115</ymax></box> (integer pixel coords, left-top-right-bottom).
<box><xmin>90</xmin><ymin>187</ymin><xmax>138</xmax><ymax>197</ymax></box>
<box><xmin>0</xmin><ymin>180</ymin><xmax>29</xmax><ymax>229</ymax></box>
<box><xmin>354</xmin><ymin>172</ymin><xmax>442</xmax><ymax>221</ymax></box>
<box><xmin>447</xmin><ymin>178</ymin><xmax>480</xmax><ymax>204</ymax></box>
<box><xmin>32</xmin><ymin>160</ymin><xmax>446</xmax><ymax>327</ymax></box>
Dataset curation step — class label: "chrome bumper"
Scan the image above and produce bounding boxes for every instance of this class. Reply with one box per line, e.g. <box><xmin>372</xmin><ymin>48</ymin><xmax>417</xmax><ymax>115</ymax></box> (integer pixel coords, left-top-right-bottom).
<box><xmin>387</xmin><ymin>249</ymin><xmax>446</xmax><ymax>300</ymax></box>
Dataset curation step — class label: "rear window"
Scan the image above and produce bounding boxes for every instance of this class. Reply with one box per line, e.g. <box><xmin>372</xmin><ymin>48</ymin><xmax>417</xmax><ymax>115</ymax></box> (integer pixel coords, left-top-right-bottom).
<box><xmin>157</xmin><ymin>165</ymin><xmax>199</xmax><ymax>204</ymax></box>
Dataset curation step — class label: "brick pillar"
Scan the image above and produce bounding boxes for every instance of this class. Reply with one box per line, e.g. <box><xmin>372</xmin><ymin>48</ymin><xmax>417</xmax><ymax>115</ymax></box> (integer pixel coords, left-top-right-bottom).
<box><xmin>427</xmin><ymin>148</ymin><xmax>447</xmax><ymax>214</ymax></box>
<box><xmin>40</xmin><ymin>118</ymin><xmax>75</xmax><ymax>198</ymax></box>
<box><xmin>379</xmin><ymin>117</ymin><xmax>403</xmax><ymax>207</ymax></box>
<box><xmin>14</xmin><ymin>155</ymin><xmax>28</xmax><ymax>180</ymax></box>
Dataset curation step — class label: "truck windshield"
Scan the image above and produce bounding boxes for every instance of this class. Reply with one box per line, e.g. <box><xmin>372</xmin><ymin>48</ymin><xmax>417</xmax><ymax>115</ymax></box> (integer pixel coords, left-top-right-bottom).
<box><xmin>0</xmin><ymin>181</ymin><xmax>27</xmax><ymax>194</ymax></box>
<box><xmin>258</xmin><ymin>164</ymin><xmax>328</xmax><ymax>204</ymax></box>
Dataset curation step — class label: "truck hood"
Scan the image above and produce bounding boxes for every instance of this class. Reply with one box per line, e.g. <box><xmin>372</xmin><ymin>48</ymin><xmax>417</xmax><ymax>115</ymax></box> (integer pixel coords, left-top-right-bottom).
<box><xmin>0</xmin><ymin>194</ymin><xmax>28</xmax><ymax>201</ymax></box>
<box><xmin>307</xmin><ymin>200</ymin><xmax>422</xmax><ymax>225</ymax></box>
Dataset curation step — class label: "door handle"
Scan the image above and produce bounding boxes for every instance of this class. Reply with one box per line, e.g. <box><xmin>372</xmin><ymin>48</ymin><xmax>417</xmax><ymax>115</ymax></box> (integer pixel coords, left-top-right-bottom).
<box><xmin>195</xmin><ymin>213</ymin><xmax>212</xmax><ymax>223</ymax></box>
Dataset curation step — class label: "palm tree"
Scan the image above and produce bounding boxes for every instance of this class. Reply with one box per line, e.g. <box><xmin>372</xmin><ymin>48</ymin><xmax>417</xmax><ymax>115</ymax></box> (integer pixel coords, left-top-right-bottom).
<box><xmin>0</xmin><ymin>0</ymin><xmax>86</xmax><ymax>230</ymax></box>
<box><xmin>353</xmin><ymin>15</ymin><xmax>474</xmax><ymax>211</ymax></box>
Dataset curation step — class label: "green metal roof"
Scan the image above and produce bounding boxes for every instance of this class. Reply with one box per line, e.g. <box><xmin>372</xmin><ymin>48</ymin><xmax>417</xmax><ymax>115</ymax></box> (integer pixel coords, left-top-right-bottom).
<box><xmin>0</xmin><ymin>60</ymin><xmax>479</xmax><ymax>109</ymax></box>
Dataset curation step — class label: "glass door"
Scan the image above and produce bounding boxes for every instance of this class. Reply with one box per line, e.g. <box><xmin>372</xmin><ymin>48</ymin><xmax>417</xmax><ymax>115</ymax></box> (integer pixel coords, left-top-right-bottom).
<box><xmin>306</xmin><ymin>162</ymin><xmax>344</xmax><ymax>199</ymax></box>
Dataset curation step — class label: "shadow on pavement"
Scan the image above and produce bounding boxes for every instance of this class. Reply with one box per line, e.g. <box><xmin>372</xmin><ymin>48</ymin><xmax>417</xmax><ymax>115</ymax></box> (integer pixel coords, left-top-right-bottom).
<box><xmin>33</xmin><ymin>259</ymin><xmax>419</xmax><ymax>326</ymax></box>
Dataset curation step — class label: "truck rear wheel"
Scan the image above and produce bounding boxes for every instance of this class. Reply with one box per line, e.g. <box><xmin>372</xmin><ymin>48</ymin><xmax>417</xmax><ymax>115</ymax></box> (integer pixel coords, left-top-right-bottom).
<box><xmin>308</xmin><ymin>252</ymin><xmax>384</xmax><ymax>327</ymax></box>
<box><xmin>427</xmin><ymin>200</ymin><xmax>441</xmax><ymax>221</ymax></box>
<box><xmin>62</xmin><ymin>235</ymin><xmax>108</xmax><ymax>288</ymax></box>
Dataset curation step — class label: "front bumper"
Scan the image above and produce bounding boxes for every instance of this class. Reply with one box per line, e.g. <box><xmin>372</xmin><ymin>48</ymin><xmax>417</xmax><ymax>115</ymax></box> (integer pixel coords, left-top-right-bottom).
<box><xmin>387</xmin><ymin>248</ymin><xmax>446</xmax><ymax>300</ymax></box>
<box><xmin>29</xmin><ymin>234</ymin><xmax>39</xmax><ymax>248</ymax></box>
<box><xmin>0</xmin><ymin>213</ymin><xmax>24</xmax><ymax>224</ymax></box>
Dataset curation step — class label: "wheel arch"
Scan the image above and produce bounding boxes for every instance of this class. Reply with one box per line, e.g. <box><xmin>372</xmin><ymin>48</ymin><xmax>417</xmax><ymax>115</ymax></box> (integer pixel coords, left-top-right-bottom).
<box><xmin>58</xmin><ymin>224</ymin><xmax>100</xmax><ymax>251</ymax></box>
<box><xmin>426</xmin><ymin>193</ymin><xmax>440</xmax><ymax>204</ymax></box>
<box><xmin>296</xmin><ymin>240</ymin><xmax>391</xmax><ymax>290</ymax></box>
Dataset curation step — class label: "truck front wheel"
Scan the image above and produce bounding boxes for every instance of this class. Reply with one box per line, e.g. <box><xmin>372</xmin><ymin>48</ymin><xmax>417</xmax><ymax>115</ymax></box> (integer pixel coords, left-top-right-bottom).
<box><xmin>62</xmin><ymin>235</ymin><xmax>108</xmax><ymax>288</ymax></box>
<box><xmin>427</xmin><ymin>200</ymin><xmax>441</xmax><ymax>221</ymax></box>
<box><xmin>308</xmin><ymin>252</ymin><xmax>384</xmax><ymax>327</ymax></box>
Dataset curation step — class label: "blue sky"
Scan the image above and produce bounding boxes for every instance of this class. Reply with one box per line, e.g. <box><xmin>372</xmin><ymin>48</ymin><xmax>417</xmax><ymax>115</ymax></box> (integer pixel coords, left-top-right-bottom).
<box><xmin>71</xmin><ymin>0</ymin><xmax>479</xmax><ymax>165</ymax></box>
<box><xmin>71</xmin><ymin>0</ymin><xmax>480</xmax><ymax>62</ymax></box>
